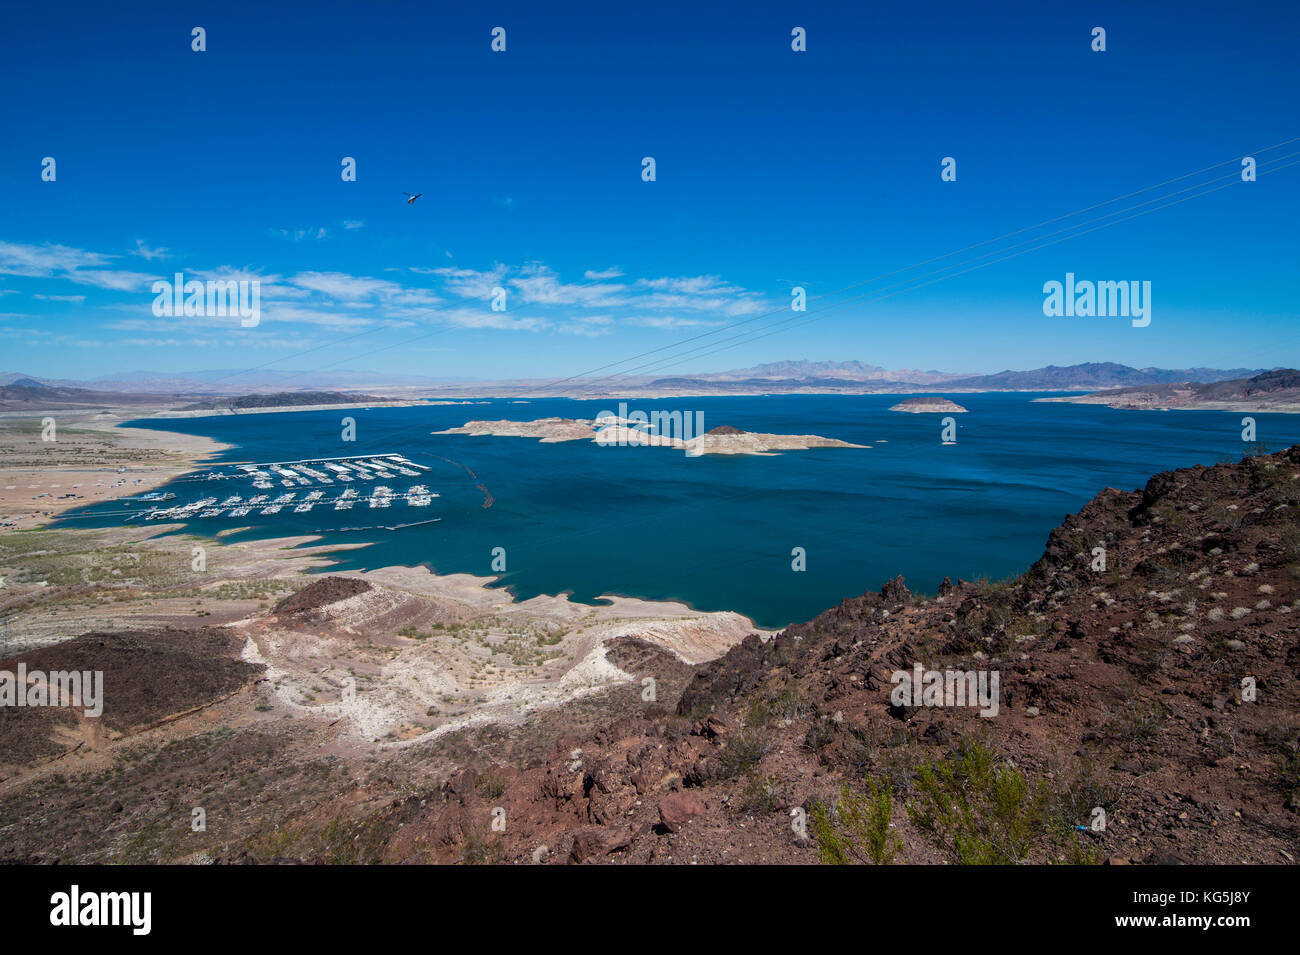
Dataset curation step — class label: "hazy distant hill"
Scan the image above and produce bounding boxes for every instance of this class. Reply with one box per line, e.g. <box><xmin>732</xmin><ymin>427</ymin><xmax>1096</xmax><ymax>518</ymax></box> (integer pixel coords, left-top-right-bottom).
<box><xmin>0</xmin><ymin>372</ymin><xmax>93</xmax><ymax>390</ymax></box>
<box><xmin>938</xmin><ymin>362</ymin><xmax>1267</xmax><ymax>391</ymax></box>
<box><xmin>85</xmin><ymin>369</ymin><xmax>460</xmax><ymax>395</ymax></box>
<box><xmin>701</xmin><ymin>360</ymin><xmax>955</xmax><ymax>384</ymax></box>
<box><xmin>1040</xmin><ymin>368</ymin><xmax>1300</xmax><ymax>413</ymax></box>
<box><xmin>0</xmin><ymin>361</ymin><xmax>1277</xmax><ymax>401</ymax></box>
<box><xmin>641</xmin><ymin>375</ymin><xmax>924</xmax><ymax>394</ymax></box>
<box><xmin>0</xmin><ymin>377</ymin><xmax>165</xmax><ymax>410</ymax></box>
<box><xmin>177</xmin><ymin>391</ymin><xmax>389</xmax><ymax>411</ymax></box>
<box><xmin>640</xmin><ymin>362</ymin><xmax>1271</xmax><ymax>395</ymax></box>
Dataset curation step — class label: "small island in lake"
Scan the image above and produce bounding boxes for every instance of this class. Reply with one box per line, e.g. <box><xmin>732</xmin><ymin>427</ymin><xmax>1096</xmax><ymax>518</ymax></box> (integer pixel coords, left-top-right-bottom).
<box><xmin>889</xmin><ymin>397</ymin><xmax>969</xmax><ymax>414</ymax></box>
<box><xmin>434</xmin><ymin>418</ymin><xmax>866</xmax><ymax>455</ymax></box>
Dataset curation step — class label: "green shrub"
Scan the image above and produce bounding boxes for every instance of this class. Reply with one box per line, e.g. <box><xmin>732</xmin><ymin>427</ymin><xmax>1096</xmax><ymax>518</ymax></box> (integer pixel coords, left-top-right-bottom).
<box><xmin>477</xmin><ymin>769</ymin><xmax>506</xmax><ymax>800</ymax></box>
<box><xmin>906</xmin><ymin>740</ymin><xmax>1050</xmax><ymax>864</ymax></box>
<box><xmin>718</xmin><ymin>726</ymin><xmax>773</xmax><ymax>779</ymax></box>
<box><xmin>737</xmin><ymin>773</ymin><xmax>780</xmax><ymax>814</ymax></box>
<box><xmin>812</xmin><ymin>777</ymin><xmax>900</xmax><ymax>865</ymax></box>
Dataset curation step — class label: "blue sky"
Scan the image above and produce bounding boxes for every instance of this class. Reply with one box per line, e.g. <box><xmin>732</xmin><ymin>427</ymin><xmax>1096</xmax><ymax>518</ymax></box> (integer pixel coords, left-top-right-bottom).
<box><xmin>1</xmin><ymin>0</ymin><xmax>1297</xmax><ymax>383</ymax></box>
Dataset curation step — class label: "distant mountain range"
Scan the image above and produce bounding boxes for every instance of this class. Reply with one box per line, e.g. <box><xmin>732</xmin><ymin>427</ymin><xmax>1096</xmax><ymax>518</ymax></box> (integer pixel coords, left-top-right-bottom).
<box><xmin>0</xmin><ymin>361</ymin><xmax>1279</xmax><ymax>406</ymax></box>
<box><xmin>0</xmin><ymin>376</ymin><xmax>166</xmax><ymax>410</ymax></box>
<box><xmin>695</xmin><ymin>360</ymin><xmax>954</xmax><ymax>385</ymax></box>
<box><xmin>933</xmin><ymin>363</ymin><xmax>1268</xmax><ymax>391</ymax></box>
<box><xmin>1038</xmin><ymin>368</ymin><xmax>1300</xmax><ymax>413</ymax></box>
<box><xmin>176</xmin><ymin>391</ymin><xmax>390</xmax><ymax>411</ymax></box>
<box><xmin>638</xmin><ymin>361</ymin><xmax>1271</xmax><ymax>395</ymax></box>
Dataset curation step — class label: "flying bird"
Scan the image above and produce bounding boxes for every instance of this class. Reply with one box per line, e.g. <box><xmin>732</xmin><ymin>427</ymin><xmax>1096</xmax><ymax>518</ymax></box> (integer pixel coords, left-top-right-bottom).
<box><xmin>403</xmin><ymin>192</ymin><xmax>423</xmax><ymax>205</ymax></box>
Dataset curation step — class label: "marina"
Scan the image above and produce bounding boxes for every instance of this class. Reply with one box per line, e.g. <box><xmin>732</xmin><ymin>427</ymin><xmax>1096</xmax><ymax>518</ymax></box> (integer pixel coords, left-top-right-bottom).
<box><xmin>131</xmin><ymin>453</ymin><xmax>440</xmax><ymax>524</ymax></box>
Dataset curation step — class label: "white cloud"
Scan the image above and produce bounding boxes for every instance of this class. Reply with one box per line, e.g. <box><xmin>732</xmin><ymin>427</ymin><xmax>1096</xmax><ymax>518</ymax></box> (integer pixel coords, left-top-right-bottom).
<box><xmin>133</xmin><ymin>239</ymin><xmax>170</xmax><ymax>261</ymax></box>
<box><xmin>2</xmin><ymin>239</ymin><xmax>772</xmax><ymax>344</ymax></box>
<box><xmin>0</xmin><ymin>240</ymin><xmax>111</xmax><ymax>277</ymax></box>
<box><xmin>0</xmin><ymin>241</ymin><xmax>157</xmax><ymax>292</ymax></box>
<box><xmin>290</xmin><ymin>271</ymin><xmax>401</xmax><ymax>300</ymax></box>
<box><xmin>276</xmin><ymin>227</ymin><xmax>329</xmax><ymax>241</ymax></box>
<box><xmin>627</xmin><ymin>315</ymin><xmax>727</xmax><ymax>329</ymax></box>
<box><xmin>437</xmin><ymin>307</ymin><xmax>547</xmax><ymax>332</ymax></box>
<box><xmin>65</xmin><ymin>270</ymin><xmax>157</xmax><ymax>291</ymax></box>
<box><xmin>429</xmin><ymin>265</ymin><xmax>510</xmax><ymax>300</ymax></box>
<box><xmin>555</xmin><ymin>315</ymin><xmax>615</xmax><ymax>337</ymax></box>
<box><xmin>635</xmin><ymin>275</ymin><xmax>734</xmax><ymax>294</ymax></box>
<box><xmin>509</xmin><ymin>265</ymin><xmax>628</xmax><ymax>308</ymax></box>
<box><xmin>253</xmin><ymin>304</ymin><xmax>377</xmax><ymax>329</ymax></box>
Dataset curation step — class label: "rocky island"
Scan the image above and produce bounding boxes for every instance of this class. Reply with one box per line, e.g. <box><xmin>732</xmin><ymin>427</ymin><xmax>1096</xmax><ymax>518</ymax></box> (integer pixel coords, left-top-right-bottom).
<box><xmin>434</xmin><ymin>418</ymin><xmax>867</xmax><ymax>455</ymax></box>
<box><xmin>889</xmin><ymin>397</ymin><xmax>969</xmax><ymax>413</ymax></box>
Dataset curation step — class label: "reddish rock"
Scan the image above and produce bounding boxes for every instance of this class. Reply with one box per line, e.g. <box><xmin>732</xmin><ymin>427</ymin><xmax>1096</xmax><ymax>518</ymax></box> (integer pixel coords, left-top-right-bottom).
<box><xmin>568</xmin><ymin>826</ymin><xmax>631</xmax><ymax>863</ymax></box>
<box><xmin>658</xmin><ymin>791</ymin><xmax>706</xmax><ymax>833</ymax></box>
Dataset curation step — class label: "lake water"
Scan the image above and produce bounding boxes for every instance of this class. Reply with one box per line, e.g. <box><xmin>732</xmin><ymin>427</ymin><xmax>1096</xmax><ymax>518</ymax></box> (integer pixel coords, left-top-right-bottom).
<box><xmin>58</xmin><ymin>393</ymin><xmax>1300</xmax><ymax>630</ymax></box>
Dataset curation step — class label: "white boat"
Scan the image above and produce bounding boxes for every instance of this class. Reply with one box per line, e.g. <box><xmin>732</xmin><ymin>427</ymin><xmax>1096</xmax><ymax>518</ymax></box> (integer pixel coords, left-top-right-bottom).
<box><xmin>334</xmin><ymin>489</ymin><xmax>358</xmax><ymax>510</ymax></box>
<box><xmin>392</xmin><ymin>455</ymin><xmax>431</xmax><ymax>471</ymax></box>
<box><xmin>368</xmin><ymin>485</ymin><xmax>394</xmax><ymax>508</ymax></box>
<box><xmin>294</xmin><ymin>490</ymin><xmax>325</xmax><ymax>512</ymax></box>
<box><xmin>220</xmin><ymin>495</ymin><xmax>243</xmax><ymax>506</ymax></box>
<box><xmin>175</xmin><ymin>497</ymin><xmax>217</xmax><ymax>518</ymax></box>
<box><xmin>297</xmin><ymin>466</ymin><xmax>332</xmax><ymax>484</ymax></box>
<box><xmin>406</xmin><ymin>485</ymin><xmax>434</xmax><ymax>507</ymax></box>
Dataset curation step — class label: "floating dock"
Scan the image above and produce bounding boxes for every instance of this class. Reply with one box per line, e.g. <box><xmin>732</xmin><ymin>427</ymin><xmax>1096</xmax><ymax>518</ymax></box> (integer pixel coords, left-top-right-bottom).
<box><xmin>137</xmin><ymin>453</ymin><xmax>439</xmax><ymax>524</ymax></box>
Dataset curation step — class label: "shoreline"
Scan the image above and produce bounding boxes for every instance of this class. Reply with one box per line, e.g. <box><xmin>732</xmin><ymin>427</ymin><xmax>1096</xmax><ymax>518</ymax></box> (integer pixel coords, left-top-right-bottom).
<box><xmin>1</xmin><ymin>411</ymin><xmax>776</xmax><ymax>669</ymax></box>
<box><xmin>149</xmin><ymin>399</ymin><xmax>431</xmax><ymax>419</ymax></box>
<box><xmin>13</xmin><ymin>388</ymin><xmax>1299</xmax><ymax>423</ymax></box>
<box><xmin>408</xmin><ymin>556</ymin><xmax>797</xmax><ymax>633</ymax></box>
<box><xmin>1034</xmin><ymin>394</ymin><xmax>1300</xmax><ymax>414</ymax></box>
<box><xmin>0</xmin><ymin>409</ymin><xmax>233</xmax><ymax>531</ymax></box>
<box><xmin>11</xmin><ymin>408</ymin><xmax>782</xmax><ymax>630</ymax></box>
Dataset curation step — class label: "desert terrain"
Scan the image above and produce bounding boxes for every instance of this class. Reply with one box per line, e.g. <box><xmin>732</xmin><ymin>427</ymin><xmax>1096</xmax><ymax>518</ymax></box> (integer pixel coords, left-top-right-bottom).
<box><xmin>2</xmin><ymin>403</ymin><xmax>1298</xmax><ymax>865</ymax></box>
<box><xmin>0</xmin><ymin>407</ymin><xmax>773</xmax><ymax>862</ymax></box>
<box><xmin>0</xmin><ymin>407</ymin><xmax>230</xmax><ymax>531</ymax></box>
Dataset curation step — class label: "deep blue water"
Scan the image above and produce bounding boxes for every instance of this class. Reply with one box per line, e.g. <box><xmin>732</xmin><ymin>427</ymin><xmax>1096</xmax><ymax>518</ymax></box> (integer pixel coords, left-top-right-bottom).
<box><xmin>55</xmin><ymin>394</ymin><xmax>1300</xmax><ymax>629</ymax></box>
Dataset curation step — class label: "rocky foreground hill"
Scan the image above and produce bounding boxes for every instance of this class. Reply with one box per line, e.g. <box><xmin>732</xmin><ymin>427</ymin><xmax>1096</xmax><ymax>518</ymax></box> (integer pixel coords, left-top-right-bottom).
<box><xmin>345</xmin><ymin>446</ymin><xmax>1300</xmax><ymax>864</ymax></box>
<box><xmin>2</xmin><ymin>448</ymin><xmax>1298</xmax><ymax>864</ymax></box>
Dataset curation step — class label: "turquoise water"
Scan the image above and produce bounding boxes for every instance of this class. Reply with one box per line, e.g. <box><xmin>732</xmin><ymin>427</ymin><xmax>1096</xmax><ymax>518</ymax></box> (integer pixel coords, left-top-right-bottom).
<box><xmin>58</xmin><ymin>394</ymin><xmax>1300</xmax><ymax>629</ymax></box>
